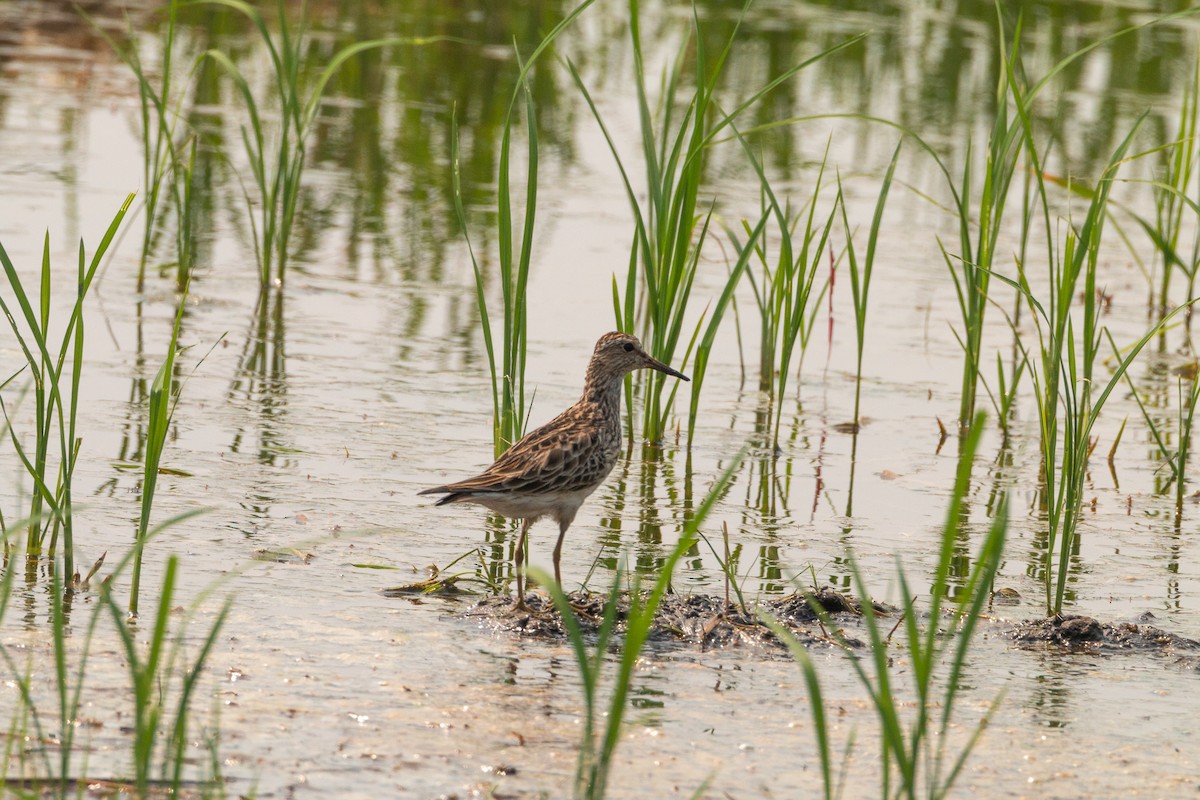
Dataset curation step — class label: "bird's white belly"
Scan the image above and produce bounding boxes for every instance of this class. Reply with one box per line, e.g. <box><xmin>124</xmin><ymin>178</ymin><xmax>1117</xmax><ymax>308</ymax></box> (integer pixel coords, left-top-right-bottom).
<box><xmin>473</xmin><ymin>486</ymin><xmax>597</xmax><ymax>526</ymax></box>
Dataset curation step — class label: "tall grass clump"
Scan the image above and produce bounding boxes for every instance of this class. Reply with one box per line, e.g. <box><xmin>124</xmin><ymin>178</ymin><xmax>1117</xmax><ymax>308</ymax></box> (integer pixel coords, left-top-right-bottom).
<box><xmin>1006</xmin><ymin>92</ymin><xmax>1181</xmax><ymax>612</ymax></box>
<box><xmin>102</xmin><ymin>555</ymin><xmax>231</xmax><ymax>796</ymax></box>
<box><xmin>840</xmin><ymin>143</ymin><xmax>901</xmax><ymax>434</ymax></box>
<box><xmin>712</xmin><ymin>134</ymin><xmax>836</xmax><ymax>451</ymax></box>
<box><xmin>763</xmin><ymin>412</ymin><xmax>1006</xmax><ymax>800</ymax></box>
<box><xmin>536</xmin><ymin>447</ymin><xmax>744</xmax><ymax>799</ymax></box>
<box><xmin>128</xmin><ymin>290</ymin><xmax>189</xmax><ymax>617</ymax></box>
<box><xmin>452</xmin><ymin>0</ymin><xmax>594</xmax><ymax>457</ymax></box>
<box><xmin>199</xmin><ymin>0</ymin><xmax>405</xmax><ymax>289</ymax></box>
<box><xmin>1124</xmin><ymin>56</ymin><xmax>1200</xmax><ymax>325</ymax></box>
<box><xmin>568</xmin><ymin>0</ymin><xmax>863</xmax><ymax>445</ymax></box>
<box><xmin>0</xmin><ymin>538</ymin><xmax>228</xmax><ymax>796</ymax></box>
<box><xmin>939</xmin><ymin>11</ymin><xmax>1198</xmax><ymax>607</ymax></box>
<box><xmin>0</xmin><ymin>195</ymin><xmax>134</xmax><ymax>579</ymax></box>
<box><xmin>1123</xmin><ymin>364</ymin><xmax>1200</xmax><ymax>525</ymax></box>
<box><xmin>0</xmin><ymin>266</ymin><xmax>225</xmax><ymax>794</ymax></box>
<box><xmin>942</xmin><ymin>24</ymin><xmax>1028</xmax><ymax>433</ymax></box>
<box><xmin>942</xmin><ymin>9</ymin><xmax>1186</xmax><ymax>431</ymax></box>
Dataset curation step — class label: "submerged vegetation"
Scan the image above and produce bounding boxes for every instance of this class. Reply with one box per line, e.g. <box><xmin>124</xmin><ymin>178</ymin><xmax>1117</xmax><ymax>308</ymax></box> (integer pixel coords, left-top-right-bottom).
<box><xmin>2</xmin><ymin>0</ymin><xmax>1200</xmax><ymax>797</ymax></box>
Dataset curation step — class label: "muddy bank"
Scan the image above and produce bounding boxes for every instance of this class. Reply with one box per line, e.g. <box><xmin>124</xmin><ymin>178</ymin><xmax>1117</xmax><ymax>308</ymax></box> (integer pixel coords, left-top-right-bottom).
<box><xmin>464</xmin><ymin>587</ymin><xmax>873</xmax><ymax>651</ymax></box>
<box><xmin>437</xmin><ymin>589</ymin><xmax>1200</xmax><ymax>663</ymax></box>
<box><xmin>1009</xmin><ymin>613</ymin><xmax>1200</xmax><ymax>660</ymax></box>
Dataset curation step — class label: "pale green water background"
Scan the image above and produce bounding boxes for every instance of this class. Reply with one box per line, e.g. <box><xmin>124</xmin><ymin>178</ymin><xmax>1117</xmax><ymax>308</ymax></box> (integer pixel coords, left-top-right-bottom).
<box><xmin>1</xmin><ymin>1</ymin><xmax>1199</xmax><ymax>797</ymax></box>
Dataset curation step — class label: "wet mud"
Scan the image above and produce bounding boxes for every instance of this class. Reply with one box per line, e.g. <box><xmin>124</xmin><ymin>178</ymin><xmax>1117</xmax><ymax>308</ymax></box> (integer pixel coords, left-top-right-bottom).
<box><xmin>465</xmin><ymin>587</ymin><xmax>874</xmax><ymax>651</ymax></box>
<box><xmin>455</xmin><ymin>590</ymin><xmax>1200</xmax><ymax>664</ymax></box>
<box><xmin>1010</xmin><ymin>612</ymin><xmax>1200</xmax><ymax>661</ymax></box>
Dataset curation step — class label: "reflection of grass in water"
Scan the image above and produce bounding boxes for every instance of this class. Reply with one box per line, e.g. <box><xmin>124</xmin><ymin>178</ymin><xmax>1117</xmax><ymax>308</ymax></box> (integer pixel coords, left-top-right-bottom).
<box><xmin>764</xmin><ymin>413</ymin><xmax>1006</xmax><ymax>800</ymax></box>
<box><xmin>0</xmin><ymin>195</ymin><xmax>133</xmax><ymax>580</ymax></box>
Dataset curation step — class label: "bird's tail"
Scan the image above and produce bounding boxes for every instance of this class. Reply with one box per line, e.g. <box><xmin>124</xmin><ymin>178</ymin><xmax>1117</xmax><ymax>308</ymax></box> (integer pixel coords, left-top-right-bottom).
<box><xmin>418</xmin><ymin>486</ymin><xmax>467</xmax><ymax>506</ymax></box>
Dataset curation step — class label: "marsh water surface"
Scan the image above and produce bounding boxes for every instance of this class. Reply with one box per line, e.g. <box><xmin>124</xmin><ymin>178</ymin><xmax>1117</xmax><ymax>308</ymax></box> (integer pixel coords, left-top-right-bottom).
<box><xmin>2</xmin><ymin>1</ymin><xmax>1200</xmax><ymax>797</ymax></box>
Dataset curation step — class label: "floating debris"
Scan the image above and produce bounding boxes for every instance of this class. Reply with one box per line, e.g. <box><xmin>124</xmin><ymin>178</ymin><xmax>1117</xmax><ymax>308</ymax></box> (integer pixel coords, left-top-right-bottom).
<box><xmin>991</xmin><ymin>587</ymin><xmax>1022</xmax><ymax>605</ymax></box>
<box><xmin>251</xmin><ymin>548</ymin><xmax>314</xmax><ymax>564</ymax></box>
<box><xmin>383</xmin><ymin>571</ymin><xmax>471</xmax><ymax>596</ymax></box>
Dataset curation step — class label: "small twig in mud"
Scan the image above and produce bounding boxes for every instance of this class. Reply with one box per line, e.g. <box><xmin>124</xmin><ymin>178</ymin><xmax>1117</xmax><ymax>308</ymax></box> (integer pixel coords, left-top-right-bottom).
<box><xmin>886</xmin><ymin>607</ymin><xmax>906</xmax><ymax>643</ymax></box>
<box><xmin>723</xmin><ymin>522</ymin><xmax>731</xmax><ymax>612</ymax></box>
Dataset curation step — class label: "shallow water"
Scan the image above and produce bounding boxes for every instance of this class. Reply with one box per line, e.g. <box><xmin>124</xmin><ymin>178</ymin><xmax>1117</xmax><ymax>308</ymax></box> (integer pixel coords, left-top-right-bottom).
<box><xmin>2</xmin><ymin>0</ymin><xmax>1200</xmax><ymax>797</ymax></box>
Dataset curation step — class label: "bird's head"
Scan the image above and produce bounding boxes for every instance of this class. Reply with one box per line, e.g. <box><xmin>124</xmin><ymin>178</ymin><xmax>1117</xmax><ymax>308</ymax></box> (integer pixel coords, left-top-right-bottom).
<box><xmin>588</xmin><ymin>331</ymin><xmax>690</xmax><ymax>384</ymax></box>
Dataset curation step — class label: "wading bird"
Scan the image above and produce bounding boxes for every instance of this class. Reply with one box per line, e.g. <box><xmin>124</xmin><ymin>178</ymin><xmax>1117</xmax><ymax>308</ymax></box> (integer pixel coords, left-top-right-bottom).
<box><xmin>419</xmin><ymin>331</ymin><xmax>689</xmax><ymax>608</ymax></box>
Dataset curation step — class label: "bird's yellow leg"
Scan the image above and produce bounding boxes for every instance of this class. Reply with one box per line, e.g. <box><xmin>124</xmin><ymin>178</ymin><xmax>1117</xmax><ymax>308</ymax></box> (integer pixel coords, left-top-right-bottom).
<box><xmin>514</xmin><ymin>518</ymin><xmax>534</xmax><ymax>610</ymax></box>
<box><xmin>552</xmin><ymin>521</ymin><xmax>569</xmax><ymax>591</ymax></box>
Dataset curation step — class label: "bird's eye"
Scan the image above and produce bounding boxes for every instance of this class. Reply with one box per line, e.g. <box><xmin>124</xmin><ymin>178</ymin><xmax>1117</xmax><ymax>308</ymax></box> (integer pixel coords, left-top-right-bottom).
<box><xmin>623</xmin><ymin>343</ymin><xmax>634</xmax><ymax>352</ymax></box>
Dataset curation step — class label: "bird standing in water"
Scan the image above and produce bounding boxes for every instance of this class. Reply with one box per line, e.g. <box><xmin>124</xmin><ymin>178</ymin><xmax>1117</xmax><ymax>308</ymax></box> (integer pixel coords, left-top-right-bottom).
<box><xmin>419</xmin><ymin>332</ymin><xmax>689</xmax><ymax>608</ymax></box>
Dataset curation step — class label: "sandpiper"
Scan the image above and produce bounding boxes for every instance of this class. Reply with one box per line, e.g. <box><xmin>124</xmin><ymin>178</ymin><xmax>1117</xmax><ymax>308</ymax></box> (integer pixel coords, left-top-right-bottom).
<box><xmin>419</xmin><ymin>331</ymin><xmax>689</xmax><ymax>608</ymax></box>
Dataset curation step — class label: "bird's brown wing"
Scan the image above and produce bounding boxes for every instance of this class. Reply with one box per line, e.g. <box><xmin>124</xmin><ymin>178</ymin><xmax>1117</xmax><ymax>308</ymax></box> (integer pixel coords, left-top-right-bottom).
<box><xmin>423</xmin><ymin>410</ymin><xmax>609</xmax><ymax>497</ymax></box>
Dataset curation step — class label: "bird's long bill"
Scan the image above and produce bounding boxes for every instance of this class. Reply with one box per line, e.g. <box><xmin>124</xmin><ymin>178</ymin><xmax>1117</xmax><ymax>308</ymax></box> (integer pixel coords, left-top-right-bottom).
<box><xmin>646</xmin><ymin>355</ymin><xmax>690</xmax><ymax>382</ymax></box>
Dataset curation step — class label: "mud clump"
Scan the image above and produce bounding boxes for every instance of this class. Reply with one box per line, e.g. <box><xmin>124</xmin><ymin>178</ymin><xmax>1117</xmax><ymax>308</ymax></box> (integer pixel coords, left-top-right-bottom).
<box><xmin>466</xmin><ymin>588</ymin><xmax>876</xmax><ymax>651</ymax></box>
<box><xmin>456</xmin><ymin>591</ymin><xmax>1200</xmax><ymax>666</ymax></box>
<box><xmin>1010</xmin><ymin>613</ymin><xmax>1200</xmax><ymax>657</ymax></box>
